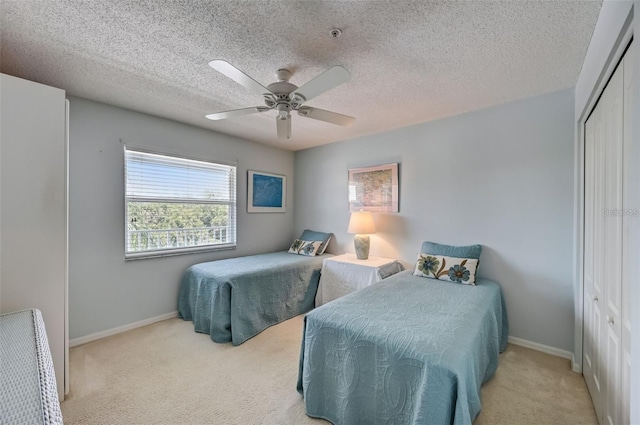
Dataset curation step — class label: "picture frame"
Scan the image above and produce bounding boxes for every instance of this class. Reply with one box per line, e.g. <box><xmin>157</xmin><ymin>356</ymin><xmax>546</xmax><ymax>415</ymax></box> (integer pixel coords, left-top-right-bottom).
<box><xmin>348</xmin><ymin>163</ymin><xmax>399</xmax><ymax>212</ymax></box>
<box><xmin>247</xmin><ymin>170</ymin><xmax>286</xmax><ymax>213</ymax></box>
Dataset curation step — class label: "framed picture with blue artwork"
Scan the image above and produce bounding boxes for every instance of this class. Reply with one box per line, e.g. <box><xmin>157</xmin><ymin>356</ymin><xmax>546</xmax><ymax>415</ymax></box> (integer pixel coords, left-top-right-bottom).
<box><xmin>247</xmin><ymin>170</ymin><xmax>286</xmax><ymax>213</ymax></box>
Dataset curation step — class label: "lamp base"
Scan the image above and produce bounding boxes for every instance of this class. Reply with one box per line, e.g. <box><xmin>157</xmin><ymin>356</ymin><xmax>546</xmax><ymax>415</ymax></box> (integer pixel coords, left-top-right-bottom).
<box><xmin>354</xmin><ymin>234</ymin><xmax>370</xmax><ymax>260</ymax></box>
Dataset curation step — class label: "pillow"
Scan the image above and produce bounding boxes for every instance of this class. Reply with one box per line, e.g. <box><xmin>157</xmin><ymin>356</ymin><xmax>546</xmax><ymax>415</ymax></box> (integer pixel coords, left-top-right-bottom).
<box><xmin>413</xmin><ymin>253</ymin><xmax>479</xmax><ymax>285</ymax></box>
<box><xmin>300</xmin><ymin>229</ymin><xmax>332</xmax><ymax>255</ymax></box>
<box><xmin>420</xmin><ymin>241</ymin><xmax>482</xmax><ymax>260</ymax></box>
<box><xmin>288</xmin><ymin>239</ymin><xmax>322</xmax><ymax>256</ymax></box>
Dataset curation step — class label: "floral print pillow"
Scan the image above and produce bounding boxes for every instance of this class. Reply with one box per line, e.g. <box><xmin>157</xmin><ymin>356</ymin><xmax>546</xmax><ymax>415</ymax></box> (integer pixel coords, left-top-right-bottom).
<box><xmin>288</xmin><ymin>239</ymin><xmax>322</xmax><ymax>256</ymax></box>
<box><xmin>413</xmin><ymin>253</ymin><xmax>479</xmax><ymax>285</ymax></box>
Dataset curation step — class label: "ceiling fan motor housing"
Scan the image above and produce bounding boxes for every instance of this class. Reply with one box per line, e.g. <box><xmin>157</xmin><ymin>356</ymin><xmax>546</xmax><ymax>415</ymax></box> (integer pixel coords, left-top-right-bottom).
<box><xmin>264</xmin><ymin>73</ymin><xmax>300</xmax><ymax>110</ymax></box>
<box><xmin>206</xmin><ymin>60</ymin><xmax>354</xmax><ymax>139</ymax></box>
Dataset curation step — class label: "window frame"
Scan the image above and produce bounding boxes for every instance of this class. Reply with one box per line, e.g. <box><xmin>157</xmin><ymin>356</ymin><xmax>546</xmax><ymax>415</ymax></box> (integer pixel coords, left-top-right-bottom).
<box><xmin>123</xmin><ymin>146</ymin><xmax>237</xmax><ymax>260</ymax></box>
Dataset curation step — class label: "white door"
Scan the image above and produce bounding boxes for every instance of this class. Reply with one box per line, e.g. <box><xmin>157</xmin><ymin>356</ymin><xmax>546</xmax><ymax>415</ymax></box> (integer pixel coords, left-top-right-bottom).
<box><xmin>583</xmin><ymin>44</ymin><xmax>632</xmax><ymax>424</ymax></box>
<box><xmin>602</xmin><ymin>57</ymin><xmax>624</xmax><ymax>425</ymax></box>
<box><xmin>584</xmin><ymin>81</ymin><xmax>610</xmax><ymax>420</ymax></box>
<box><xmin>583</xmin><ymin>106</ymin><xmax>603</xmax><ymax>418</ymax></box>
<box><xmin>620</xmin><ymin>43</ymin><xmax>633</xmax><ymax>425</ymax></box>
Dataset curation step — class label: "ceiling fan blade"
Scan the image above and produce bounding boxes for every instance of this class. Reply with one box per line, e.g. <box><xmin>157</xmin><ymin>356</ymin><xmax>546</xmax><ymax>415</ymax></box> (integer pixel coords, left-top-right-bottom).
<box><xmin>290</xmin><ymin>66</ymin><xmax>351</xmax><ymax>103</ymax></box>
<box><xmin>208</xmin><ymin>60</ymin><xmax>272</xmax><ymax>96</ymax></box>
<box><xmin>297</xmin><ymin>107</ymin><xmax>355</xmax><ymax>127</ymax></box>
<box><xmin>205</xmin><ymin>106</ymin><xmax>269</xmax><ymax>121</ymax></box>
<box><xmin>276</xmin><ymin>115</ymin><xmax>291</xmax><ymax>140</ymax></box>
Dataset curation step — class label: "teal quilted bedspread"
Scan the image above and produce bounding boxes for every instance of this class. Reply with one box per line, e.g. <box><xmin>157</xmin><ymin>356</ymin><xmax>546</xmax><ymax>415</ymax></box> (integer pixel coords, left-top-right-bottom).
<box><xmin>297</xmin><ymin>270</ymin><xmax>508</xmax><ymax>425</ymax></box>
<box><xmin>178</xmin><ymin>251</ymin><xmax>329</xmax><ymax>345</ymax></box>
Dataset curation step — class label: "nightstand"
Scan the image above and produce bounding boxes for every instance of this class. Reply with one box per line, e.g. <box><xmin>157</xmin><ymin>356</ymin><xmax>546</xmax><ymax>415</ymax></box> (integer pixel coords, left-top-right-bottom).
<box><xmin>315</xmin><ymin>253</ymin><xmax>404</xmax><ymax>306</ymax></box>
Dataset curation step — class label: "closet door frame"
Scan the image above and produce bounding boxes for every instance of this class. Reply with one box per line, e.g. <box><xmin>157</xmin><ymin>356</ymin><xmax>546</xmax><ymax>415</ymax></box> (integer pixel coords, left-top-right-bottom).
<box><xmin>575</xmin><ymin>9</ymin><xmax>639</xmax><ymax>423</ymax></box>
<box><xmin>621</xmin><ymin>43</ymin><xmax>634</xmax><ymax>425</ymax></box>
<box><xmin>575</xmin><ymin>21</ymin><xmax>634</xmax><ymax>374</ymax></box>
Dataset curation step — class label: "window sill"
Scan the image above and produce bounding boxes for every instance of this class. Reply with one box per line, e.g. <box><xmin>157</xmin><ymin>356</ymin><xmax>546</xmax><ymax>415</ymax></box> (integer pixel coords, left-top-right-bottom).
<box><xmin>125</xmin><ymin>243</ymin><xmax>236</xmax><ymax>261</ymax></box>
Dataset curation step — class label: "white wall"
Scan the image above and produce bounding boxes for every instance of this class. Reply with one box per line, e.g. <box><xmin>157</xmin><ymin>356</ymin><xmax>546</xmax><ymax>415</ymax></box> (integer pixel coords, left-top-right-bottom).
<box><xmin>633</xmin><ymin>5</ymin><xmax>640</xmax><ymax>421</ymax></box>
<box><xmin>295</xmin><ymin>88</ymin><xmax>575</xmax><ymax>352</ymax></box>
<box><xmin>1</xmin><ymin>74</ymin><xmax>67</xmax><ymax>398</ymax></box>
<box><xmin>68</xmin><ymin>97</ymin><xmax>294</xmax><ymax>340</ymax></box>
<box><xmin>575</xmin><ymin>1</ymin><xmax>633</xmax><ymax>118</ymax></box>
<box><xmin>633</xmin><ymin>7</ymin><xmax>640</xmax><ymax>421</ymax></box>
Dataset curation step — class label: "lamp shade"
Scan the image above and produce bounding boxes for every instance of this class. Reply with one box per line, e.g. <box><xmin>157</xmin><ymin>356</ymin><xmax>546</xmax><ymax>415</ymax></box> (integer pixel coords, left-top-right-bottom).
<box><xmin>347</xmin><ymin>211</ymin><xmax>376</xmax><ymax>234</ymax></box>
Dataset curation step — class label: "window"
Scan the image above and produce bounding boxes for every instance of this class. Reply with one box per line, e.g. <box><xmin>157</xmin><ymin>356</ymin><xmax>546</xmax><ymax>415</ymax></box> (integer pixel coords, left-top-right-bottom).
<box><xmin>124</xmin><ymin>148</ymin><xmax>236</xmax><ymax>259</ymax></box>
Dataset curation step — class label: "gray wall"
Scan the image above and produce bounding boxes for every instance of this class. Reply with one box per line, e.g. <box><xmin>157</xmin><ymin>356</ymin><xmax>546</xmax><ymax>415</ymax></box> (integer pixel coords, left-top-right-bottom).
<box><xmin>294</xmin><ymin>88</ymin><xmax>575</xmax><ymax>352</ymax></box>
<box><xmin>69</xmin><ymin>97</ymin><xmax>294</xmax><ymax>339</ymax></box>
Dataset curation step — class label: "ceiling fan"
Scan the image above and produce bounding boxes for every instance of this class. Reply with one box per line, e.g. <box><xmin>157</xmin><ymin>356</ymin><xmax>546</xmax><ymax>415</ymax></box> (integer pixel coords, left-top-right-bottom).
<box><xmin>205</xmin><ymin>60</ymin><xmax>355</xmax><ymax>140</ymax></box>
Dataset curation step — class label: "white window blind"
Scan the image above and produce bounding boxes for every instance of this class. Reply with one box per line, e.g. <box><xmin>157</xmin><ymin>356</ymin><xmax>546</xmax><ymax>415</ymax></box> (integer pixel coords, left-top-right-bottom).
<box><xmin>125</xmin><ymin>148</ymin><xmax>236</xmax><ymax>258</ymax></box>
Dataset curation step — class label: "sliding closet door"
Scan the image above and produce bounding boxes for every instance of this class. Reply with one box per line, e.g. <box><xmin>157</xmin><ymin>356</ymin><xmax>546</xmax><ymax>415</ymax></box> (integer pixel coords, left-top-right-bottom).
<box><xmin>602</xmin><ymin>59</ymin><xmax>624</xmax><ymax>425</ymax></box>
<box><xmin>583</xmin><ymin>42</ymin><xmax>632</xmax><ymax>425</ymax></box>
<box><xmin>583</xmin><ymin>97</ymin><xmax>605</xmax><ymax>419</ymax></box>
<box><xmin>621</xmin><ymin>43</ymin><xmax>633</xmax><ymax>425</ymax></box>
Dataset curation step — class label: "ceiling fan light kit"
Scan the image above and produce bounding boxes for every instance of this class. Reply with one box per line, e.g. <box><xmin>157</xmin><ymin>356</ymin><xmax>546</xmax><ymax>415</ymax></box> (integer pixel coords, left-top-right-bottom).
<box><xmin>206</xmin><ymin>60</ymin><xmax>355</xmax><ymax>140</ymax></box>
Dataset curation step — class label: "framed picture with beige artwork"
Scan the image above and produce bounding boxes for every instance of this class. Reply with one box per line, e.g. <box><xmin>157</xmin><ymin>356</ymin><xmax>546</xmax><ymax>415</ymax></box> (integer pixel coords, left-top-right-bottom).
<box><xmin>348</xmin><ymin>163</ymin><xmax>399</xmax><ymax>212</ymax></box>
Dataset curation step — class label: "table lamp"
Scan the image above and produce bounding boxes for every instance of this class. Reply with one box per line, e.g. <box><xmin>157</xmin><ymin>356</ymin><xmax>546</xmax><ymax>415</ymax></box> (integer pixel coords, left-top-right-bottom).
<box><xmin>347</xmin><ymin>211</ymin><xmax>376</xmax><ymax>260</ymax></box>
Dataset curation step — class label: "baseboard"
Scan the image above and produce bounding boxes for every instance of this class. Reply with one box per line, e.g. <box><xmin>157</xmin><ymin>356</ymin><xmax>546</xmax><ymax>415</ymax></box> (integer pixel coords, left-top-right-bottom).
<box><xmin>508</xmin><ymin>336</ymin><xmax>573</xmax><ymax>360</ymax></box>
<box><xmin>69</xmin><ymin>311</ymin><xmax>178</xmax><ymax>348</ymax></box>
<box><xmin>571</xmin><ymin>355</ymin><xmax>583</xmax><ymax>374</ymax></box>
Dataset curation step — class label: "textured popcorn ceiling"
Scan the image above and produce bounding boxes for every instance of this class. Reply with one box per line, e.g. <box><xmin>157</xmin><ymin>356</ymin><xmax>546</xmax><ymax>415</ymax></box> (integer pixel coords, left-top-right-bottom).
<box><xmin>0</xmin><ymin>1</ymin><xmax>601</xmax><ymax>151</ymax></box>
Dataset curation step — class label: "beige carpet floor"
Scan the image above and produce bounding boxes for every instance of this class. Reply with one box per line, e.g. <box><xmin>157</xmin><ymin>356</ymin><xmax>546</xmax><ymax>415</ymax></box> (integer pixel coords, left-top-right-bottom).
<box><xmin>61</xmin><ymin>316</ymin><xmax>597</xmax><ymax>425</ymax></box>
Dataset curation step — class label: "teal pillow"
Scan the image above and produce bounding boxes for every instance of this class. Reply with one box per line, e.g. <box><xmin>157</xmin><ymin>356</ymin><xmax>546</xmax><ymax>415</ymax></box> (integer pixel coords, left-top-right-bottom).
<box><xmin>300</xmin><ymin>229</ymin><xmax>332</xmax><ymax>255</ymax></box>
<box><xmin>420</xmin><ymin>241</ymin><xmax>482</xmax><ymax>260</ymax></box>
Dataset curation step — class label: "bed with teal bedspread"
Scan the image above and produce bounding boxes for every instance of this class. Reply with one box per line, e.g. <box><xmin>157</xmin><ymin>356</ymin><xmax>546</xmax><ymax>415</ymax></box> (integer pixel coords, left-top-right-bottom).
<box><xmin>297</xmin><ymin>270</ymin><xmax>508</xmax><ymax>425</ymax></box>
<box><xmin>178</xmin><ymin>251</ymin><xmax>331</xmax><ymax>345</ymax></box>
